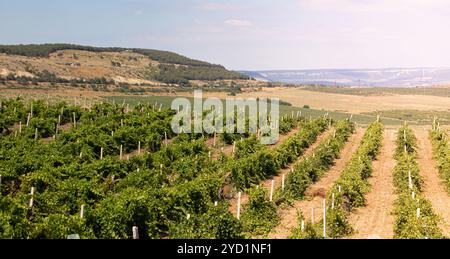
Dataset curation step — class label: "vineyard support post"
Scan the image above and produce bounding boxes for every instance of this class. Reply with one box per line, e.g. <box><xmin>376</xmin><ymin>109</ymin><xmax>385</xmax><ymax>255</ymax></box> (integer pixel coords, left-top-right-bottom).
<box><xmin>100</xmin><ymin>147</ymin><xmax>103</xmax><ymax>160</ymax></box>
<box><xmin>80</xmin><ymin>204</ymin><xmax>85</xmax><ymax>218</ymax></box>
<box><xmin>323</xmin><ymin>199</ymin><xmax>327</xmax><ymax>238</ymax></box>
<box><xmin>282</xmin><ymin>174</ymin><xmax>285</xmax><ymax>191</ymax></box>
<box><xmin>132</xmin><ymin>226</ymin><xmax>139</xmax><ymax>239</ymax></box>
<box><xmin>138</xmin><ymin>141</ymin><xmax>141</xmax><ymax>155</ymax></box>
<box><xmin>270</xmin><ymin>180</ymin><xmax>274</xmax><ymax>202</ymax></box>
<box><xmin>73</xmin><ymin>112</ymin><xmax>76</xmax><ymax>128</ymax></box>
<box><xmin>165</xmin><ymin>132</ymin><xmax>168</xmax><ymax>146</ymax></box>
<box><xmin>417</xmin><ymin>208</ymin><xmax>421</xmax><ymax>219</ymax></box>
<box><xmin>237</xmin><ymin>192</ymin><xmax>242</xmax><ymax>220</ymax></box>
<box><xmin>120</xmin><ymin>145</ymin><xmax>123</xmax><ymax>160</ymax></box>
<box><xmin>29</xmin><ymin>187</ymin><xmax>35</xmax><ymax>208</ymax></box>
<box><xmin>408</xmin><ymin>170</ymin><xmax>413</xmax><ymax>190</ymax></box>
<box><xmin>34</xmin><ymin>128</ymin><xmax>38</xmax><ymax>140</ymax></box>
<box><xmin>332</xmin><ymin>193</ymin><xmax>335</xmax><ymax>210</ymax></box>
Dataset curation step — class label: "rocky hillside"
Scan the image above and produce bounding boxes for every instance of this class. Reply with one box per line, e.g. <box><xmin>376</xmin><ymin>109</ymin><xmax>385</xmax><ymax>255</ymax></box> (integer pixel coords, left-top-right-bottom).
<box><xmin>0</xmin><ymin>44</ymin><xmax>249</xmax><ymax>87</ymax></box>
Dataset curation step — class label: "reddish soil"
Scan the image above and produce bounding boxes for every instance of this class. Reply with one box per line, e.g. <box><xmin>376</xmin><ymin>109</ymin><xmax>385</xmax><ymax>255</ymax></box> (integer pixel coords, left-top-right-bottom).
<box><xmin>347</xmin><ymin>130</ymin><xmax>396</xmax><ymax>239</ymax></box>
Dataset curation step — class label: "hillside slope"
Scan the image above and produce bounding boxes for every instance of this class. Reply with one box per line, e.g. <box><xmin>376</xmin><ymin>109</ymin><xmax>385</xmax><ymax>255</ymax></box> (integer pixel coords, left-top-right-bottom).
<box><xmin>0</xmin><ymin>44</ymin><xmax>249</xmax><ymax>87</ymax></box>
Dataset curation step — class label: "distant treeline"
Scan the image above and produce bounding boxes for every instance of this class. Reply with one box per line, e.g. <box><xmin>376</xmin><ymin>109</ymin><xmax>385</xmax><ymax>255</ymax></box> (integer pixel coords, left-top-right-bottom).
<box><xmin>155</xmin><ymin>64</ymin><xmax>248</xmax><ymax>85</ymax></box>
<box><xmin>0</xmin><ymin>44</ymin><xmax>249</xmax><ymax>83</ymax></box>
<box><xmin>0</xmin><ymin>70</ymin><xmax>114</xmax><ymax>85</ymax></box>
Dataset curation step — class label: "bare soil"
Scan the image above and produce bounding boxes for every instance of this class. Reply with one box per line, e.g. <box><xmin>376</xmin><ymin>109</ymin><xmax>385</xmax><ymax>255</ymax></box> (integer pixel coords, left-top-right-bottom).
<box><xmin>347</xmin><ymin>130</ymin><xmax>396</xmax><ymax>239</ymax></box>
<box><xmin>415</xmin><ymin>128</ymin><xmax>450</xmax><ymax>237</ymax></box>
<box><xmin>268</xmin><ymin>127</ymin><xmax>365</xmax><ymax>239</ymax></box>
<box><xmin>229</xmin><ymin>128</ymin><xmax>333</xmax><ymax>217</ymax></box>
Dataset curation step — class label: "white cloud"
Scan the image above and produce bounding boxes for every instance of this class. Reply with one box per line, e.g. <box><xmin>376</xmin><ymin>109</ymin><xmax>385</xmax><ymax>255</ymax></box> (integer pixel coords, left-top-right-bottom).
<box><xmin>224</xmin><ymin>19</ymin><xmax>252</xmax><ymax>28</ymax></box>
<box><xmin>198</xmin><ymin>3</ymin><xmax>242</xmax><ymax>11</ymax></box>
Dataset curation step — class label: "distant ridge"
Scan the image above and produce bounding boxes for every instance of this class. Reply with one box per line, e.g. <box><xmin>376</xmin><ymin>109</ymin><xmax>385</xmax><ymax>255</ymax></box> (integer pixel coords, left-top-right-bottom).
<box><xmin>241</xmin><ymin>68</ymin><xmax>450</xmax><ymax>87</ymax></box>
<box><xmin>0</xmin><ymin>43</ymin><xmax>249</xmax><ymax>86</ymax></box>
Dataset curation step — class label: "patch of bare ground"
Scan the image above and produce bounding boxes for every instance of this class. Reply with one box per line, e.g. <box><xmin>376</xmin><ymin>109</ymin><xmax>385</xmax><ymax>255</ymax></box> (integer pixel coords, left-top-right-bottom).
<box><xmin>415</xmin><ymin>128</ymin><xmax>450</xmax><ymax>237</ymax></box>
<box><xmin>268</xmin><ymin>127</ymin><xmax>365</xmax><ymax>239</ymax></box>
<box><xmin>347</xmin><ymin>130</ymin><xmax>396</xmax><ymax>239</ymax></box>
<box><xmin>229</xmin><ymin>128</ymin><xmax>333</xmax><ymax>217</ymax></box>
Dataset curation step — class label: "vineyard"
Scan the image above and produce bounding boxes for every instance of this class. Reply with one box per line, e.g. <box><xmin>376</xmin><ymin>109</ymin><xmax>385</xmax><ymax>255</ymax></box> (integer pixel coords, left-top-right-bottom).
<box><xmin>0</xmin><ymin>97</ymin><xmax>449</xmax><ymax>239</ymax></box>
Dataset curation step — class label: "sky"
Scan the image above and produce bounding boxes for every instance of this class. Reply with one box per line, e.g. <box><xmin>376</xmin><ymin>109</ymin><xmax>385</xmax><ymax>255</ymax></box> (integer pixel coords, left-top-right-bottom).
<box><xmin>1</xmin><ymin>0</ymin><xmax>450</xmax><ymax>70</ymax></box>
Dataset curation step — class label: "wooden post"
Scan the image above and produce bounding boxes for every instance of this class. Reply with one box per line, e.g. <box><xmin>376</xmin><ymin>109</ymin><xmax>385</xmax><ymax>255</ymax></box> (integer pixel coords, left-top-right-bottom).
<box><xmin>412</xmin><ymin>191</ymin><xmax>416</xmax><ymax>200</ymax></box>
<box><xmin>34</xmin><ymin>128</ymin><xmax>38</xmax><ymax>140</ymax></box>
<box><xmin>58</xmin><ymin>115</ymin><xmax>61</xmax><ymax>125</ymax></box>
<box><xmin>282</xmin><ymin>174</ymin><xmax>285</xmax><ymax>191</ymax></box>
<box><xmin>301</xmin><ymin>220</ymin><xmax>305</xmax><ymax>232</ymax></box>
<box><xmin>270</xmin><ymin>180</ymin><xmax>274</xmax><ymax>202</ymax></box>
<box><xmin>79</xmin><ymin>151</ymin><xmax>83</xmax><ymax>159</ymax></box>
<box><xmin>214</xmin><ymin>201</ymin><xmax>218</xmax><ymax>207</ymax></box>
<box><xmin>417</xmin><ymin>208</ymin><xmax>421</xmax><ymax>218</ymax></box>
<box><xmin>160</xmin><ymin>164</ymin><xmax>163</xmax><ymax>174</ymax></box>
<box><xmin>120</xmin><ymin>145</ymin><xmax>123</xmax><ymax>160</ymax></box>
<box><xmin>237</xmin><ymin>192</ymin><xmax>242</xmax><ymax>220</ymax></box>
<box><xmin>73</xmin><ymin>112</ymin><xmax>76</xmax><ymax>128</ymax></box>
<box><xmin>323</xmin><ymin>199</ymin><xmax>327</xmax><ymax>238</ymax></box>
<box><xmin>213</xmin><ymin>132</ymin><xmax>216</xmax><ymax>147</ymax></box>
<box><xmin>100</xmin><ymin>147</ymin><xmax>103</xmax><ymax>160</ymax></box>
<box><xmin>138</xmin><ymin>141</ymin><xmax>141</xmax><ymax>155</ymax></box>
<box><xmin>338</xmin><ymin>185</ymin><xmax>342</xmax><ymax>193</ymax></box>
<box><xmin>208</xmin><ymin>151</ymin><xmax>211</xmax><ymax>158</ymax></box>
<box><xmin>132</xmin><ymin>226</ymin><xmax>139</xmax><ymax>239</ymax></box>
<box><xmin>232</xmin><ymin>142</ymin><xmax>236</xmax><ymax>156</ymax></box>
<box><xmin>80</xmin><ymin>204</ymin><xmax>85</xmax><ymax>218</ymax></box>
<box><xmin>30</xmin><ymin>102</ymin><xmax>33</xmax><ymax>118</ymax></box>
<box><xmin>19</xmin><ymin>121</ymin><xmax>22</xmax><ymax>133</ymax></box>
<box><xmin>165</xmin><ymin>132</ymin><xmax>168</xmax><ymax>146</ymax></box>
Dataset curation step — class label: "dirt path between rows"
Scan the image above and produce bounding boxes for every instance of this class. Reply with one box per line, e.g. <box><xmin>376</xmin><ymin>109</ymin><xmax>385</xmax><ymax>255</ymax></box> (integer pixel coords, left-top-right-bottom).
<box><xmin>347</xmin><ymin>130</ymin><xmax>396</xmax><ymax>239</ymax></box>
<box><xmin>415</xmin><ymin>129</ymin><xmax>450</xmax><ymax>237</ymax></box>
<box><xmin>229</xmin><ymin>128</ymin><xmax>333</xmax><ymax>217</ymax></box>
<box><xmin>267</xmin><ymin>127</ymin><xmax>365</xmax><ymax>239</ymax></box>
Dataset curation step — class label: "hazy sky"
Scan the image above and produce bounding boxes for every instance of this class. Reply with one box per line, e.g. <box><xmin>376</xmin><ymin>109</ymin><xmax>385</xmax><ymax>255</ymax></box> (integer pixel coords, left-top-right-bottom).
<box><xmin>1</xmin><ymin>0</ymin><xmax>450</xmax><ymax>70</ymax></box>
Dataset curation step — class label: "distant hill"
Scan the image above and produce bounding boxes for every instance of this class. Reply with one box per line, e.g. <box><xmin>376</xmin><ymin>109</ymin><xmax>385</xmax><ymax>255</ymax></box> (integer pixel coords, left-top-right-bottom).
<box><xmin>0</xmin><ymin>44</ymin><xmax>249</xmax><ymax>87</ymax></box>
<box><xmin>241</xmin><ymin>68</ymin><xmax>450</xmax><ymax>87</ymax></box>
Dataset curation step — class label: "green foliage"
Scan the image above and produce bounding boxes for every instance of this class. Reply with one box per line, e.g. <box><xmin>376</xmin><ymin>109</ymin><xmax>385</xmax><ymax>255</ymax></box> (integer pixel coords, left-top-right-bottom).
<box><xmin>430</xmin><ymin>129</ymin><xmax>450</xmax><ymax>194</ymax></box>
<box><xmin>316</xmin><ymin>121</ymin><xmax>383</xmax><ymax>238</ymax></box>
<box><xmin>240</xmin><ymin>187</ymin><xmax>279</xmax><ymax>237</ymax></box>
<box><xmin>281</xmin><ymin>119</ymin><xmax>354</xmax><ymax>201</ymax></box>
<box><xmin>168</xmin><ymin>203</ymin><xmax>242</xmax><ymax>239</ymax></box>
<box><xmin>392</xmin><ymin>125</ymin><xmax>444</xmax><ymax>239</ymax></box>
